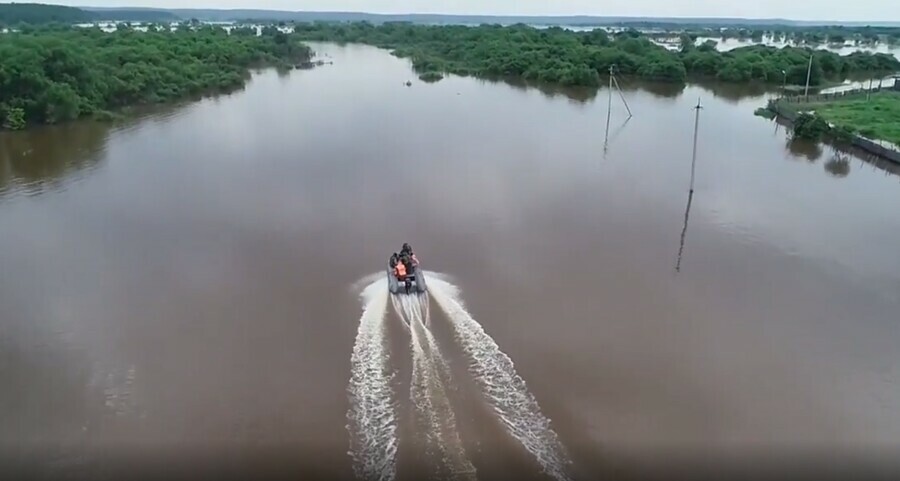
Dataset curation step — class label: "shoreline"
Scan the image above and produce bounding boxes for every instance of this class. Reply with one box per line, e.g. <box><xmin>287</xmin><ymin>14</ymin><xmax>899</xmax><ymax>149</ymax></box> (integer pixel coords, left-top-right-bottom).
<box><xmin>1</xmin><ymin>61</ymin><xmax>316</xmax><ymax>132</ymax></box>
<box><xmin>766</xmin><ymin>91</ymin><xmax>900</xmax><ymax>164</ymax></box>
<box><xmin>0</xmin><ymin>26</ymin><xmax>313</xmax><ymax>131</ymax></box>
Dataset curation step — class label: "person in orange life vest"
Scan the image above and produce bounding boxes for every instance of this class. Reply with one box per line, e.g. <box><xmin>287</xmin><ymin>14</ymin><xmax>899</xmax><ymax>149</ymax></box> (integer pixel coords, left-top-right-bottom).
<box><xmin>394</xmin><ymin>260</ymin><xmax>407</xmax><ymax>280</ymax></box>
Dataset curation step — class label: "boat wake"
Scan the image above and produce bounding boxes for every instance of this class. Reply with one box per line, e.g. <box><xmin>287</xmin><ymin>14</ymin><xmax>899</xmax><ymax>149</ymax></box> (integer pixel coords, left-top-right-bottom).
<box><xmin>347</xmin><ymin>273</ymin><xmax>570</xmax><ymax>481</ymax></box>
<box><xmin>394</xmin><ymin>293</ymin><xmax>476</xmax><ymax>481</ymax></box>
<box><xmin>428</xmin><ymin>276</ymin><xmax>572</xmax><ymax>481</ymax></box>
<box><xmin>347</xmin><ymin>278</ymin><xmax>398</xmax><ymax>481</ymax></box>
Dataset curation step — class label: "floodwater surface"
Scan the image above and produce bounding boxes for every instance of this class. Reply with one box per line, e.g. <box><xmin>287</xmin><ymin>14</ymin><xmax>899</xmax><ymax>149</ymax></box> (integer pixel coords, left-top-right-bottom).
<box><xmin>2</xmin><ymin>43</ymin><xmax>900</xmax><ymax>480</ymax></box>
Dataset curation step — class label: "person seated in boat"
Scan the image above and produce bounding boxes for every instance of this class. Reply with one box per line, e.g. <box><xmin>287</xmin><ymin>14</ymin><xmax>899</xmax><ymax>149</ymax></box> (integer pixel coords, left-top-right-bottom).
<box><xmin>399</xmin><ymin>253</ymin><xmax>411</xmax><ymax>272</ymax></box>
<box><xmin>389</xmin><ymin>252</ymin><xmax>399</xmax><ymax>268</ymax></box>
<box><xmin>394</xmin><ymin>260</ymin><xmax>407</xmax><ymax>280</ymax></box>
<box><xmin>401</xmin><ymin>243</ymin><xmax>418</xmax><ymax>266</ymax></box>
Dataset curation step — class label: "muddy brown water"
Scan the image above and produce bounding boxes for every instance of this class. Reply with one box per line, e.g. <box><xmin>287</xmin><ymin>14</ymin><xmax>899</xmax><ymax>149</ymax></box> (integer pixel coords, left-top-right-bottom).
<box><xmin>2</xmin><ymin>43</ymin><xmax>900</xmax><ymax>480</ymax></box>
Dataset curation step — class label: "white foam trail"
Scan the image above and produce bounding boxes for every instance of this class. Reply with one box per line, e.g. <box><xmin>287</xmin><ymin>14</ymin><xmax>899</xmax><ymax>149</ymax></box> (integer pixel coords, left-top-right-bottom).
<box><xmin>352</xmin><ymin>272</ymin><xmax>387</xmax><ymax>295</ymax></box>
<box><xmin>428</xmin><ymin>276</ymin><xmax>572</xmax><ymax>481</ymax></box>
<box><xmin>390</xmin><ymin>295</ymin><xmax>411</xmax><ymax>331</ymax></box>
<box><xmin>395</xmin><ymin>294</ymin><xmax>476</xmax><ymax>481</ymax></box>
<box><xmin>348</xmin><ymin>278</ymin><xmax>397</xmax><ymax>481</ymax></box>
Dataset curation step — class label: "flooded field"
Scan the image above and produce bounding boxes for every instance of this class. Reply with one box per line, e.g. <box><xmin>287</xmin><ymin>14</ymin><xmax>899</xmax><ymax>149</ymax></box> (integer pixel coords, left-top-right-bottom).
<box><xmin>2</xmin><ymin>43</ymin><xmax>899</xmax><ymax>480</ymax></box>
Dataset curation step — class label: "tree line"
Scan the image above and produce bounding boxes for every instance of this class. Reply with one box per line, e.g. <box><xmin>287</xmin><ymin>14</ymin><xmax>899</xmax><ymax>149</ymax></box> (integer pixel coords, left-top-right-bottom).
<box><xmin>0</xmin><ymin>3</ymin><xmax>177</xmax><ymax>26</ymax></box>
<box><xmin>0</xmin><ymin>3</ymin><xmax>89</xmax><ymax>25</ymax></box>
<box><xmin>0</xmin><ymin>25</ymin><xmax>311</xmax><ymax>129</ymax></box>
<box><xmin>292</xmin><ymin>22</ymin><xmax>900</xmax><ymax>87</ymax></box>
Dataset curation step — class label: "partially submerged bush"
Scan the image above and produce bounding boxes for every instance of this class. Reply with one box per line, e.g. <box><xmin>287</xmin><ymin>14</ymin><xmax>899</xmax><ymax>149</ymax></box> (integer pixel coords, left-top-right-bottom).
<box><xmin>754</xmin><ymin>107</ymin><xmax>775</xmax><ymax>119</ymax></box>
<box><xmin>418</xmin><ymin>71</ymin><xmax>444</xmax><ymax>83</ymax></box>
<box><xmin>792</xmin><ymin>112</ymin><xmax>830</xmax><ymax>140</ymax></box>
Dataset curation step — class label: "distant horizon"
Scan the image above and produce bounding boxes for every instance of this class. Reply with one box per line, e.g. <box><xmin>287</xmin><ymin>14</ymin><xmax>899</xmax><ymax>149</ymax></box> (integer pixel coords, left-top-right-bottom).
<box><xmin>49</xmin><ymin>0</ymin><xmax>900</xmax><ymax>23</ymax></box>
<box><xmin>59</xmin><ymin>7</ymin><xmax>900</xmax><ymax>27</ymax></box>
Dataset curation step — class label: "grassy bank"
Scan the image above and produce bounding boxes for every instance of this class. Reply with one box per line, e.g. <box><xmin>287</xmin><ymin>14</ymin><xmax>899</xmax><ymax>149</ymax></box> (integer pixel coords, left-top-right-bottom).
<box><xmin>806</xmin><ymin>93</ymin><xmax>900</xmax><ymax>146</ymax></box>
<box><xmin>292</xmin><ymin>22</ymin><xmax>900</xmax><ymax>87</ymax></box>
<box><xmin>0</xmin><ymin>25</ymin><xmax>311</xmax><ymax>130</ymax></box>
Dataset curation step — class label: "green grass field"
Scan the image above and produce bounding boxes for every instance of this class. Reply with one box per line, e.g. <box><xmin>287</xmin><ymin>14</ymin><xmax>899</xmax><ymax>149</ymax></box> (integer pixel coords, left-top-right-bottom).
<box><xmin>809</xmin><ymin>92</ymin><xmax>900</xmax><ymax>146</ymax></box>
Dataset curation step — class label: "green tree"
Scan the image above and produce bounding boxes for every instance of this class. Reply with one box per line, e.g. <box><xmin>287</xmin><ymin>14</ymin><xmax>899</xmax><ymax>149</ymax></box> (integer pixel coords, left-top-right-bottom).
<box><xmin>792</xmin><ymin>113</ymin><xmax>830</xmax><ymax>140</ymax></box>
<box><xmin>786</xmin><ymin>58</ymin><xmax>823</xmax><ymax>86</ymax></box>
<box><xmin>679</xmin><ymin>33</ymin><xmax>695</xmax><ymax>53</ymax></box>
<box><xmin>581</xmin><ymin>29</ymin><xmax>610</xmax><ymax>46</ymax></box>
<box><xmin>43</xmin><ymin>82</ymin><xmax>81</xmax><ymax>124</ymax></box>
<box><xmin>0</xmin><ymin>25</ymin><xmax>312</xmax><ymax>129</ymax></box>
<box><xmin>717</xmin><ymin>58</ymin><xmax>752</xmax><ymax>82</ymax></box>
<box><xmin>638</xmin><ymin>57</ymin><xmax>687</xmax><ymax>81</ymax></box>
<box><xmin>682</xmin><ymin>50</ymin><xmax>723</xmax><ymax>76</ymax></box>
<box><xmin>697</xmin><ymin>40</ymin><xmax>718</xmax><ymax>52</ymax></box>
<box><xmin>3</xmin><ymin>107</ymin><xmax>26</xmax><ymax>130</ymax></box>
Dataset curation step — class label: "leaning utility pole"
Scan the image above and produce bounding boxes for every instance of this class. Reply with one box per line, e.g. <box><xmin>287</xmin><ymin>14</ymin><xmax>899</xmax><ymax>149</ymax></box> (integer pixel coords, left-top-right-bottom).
<box><xmin>804</xmin><ymin>54</ymin><xmax>813</xmax><ymax>101</ymax></box>
<box><xmin>611</xmin><ymin>67</ymin><xmax>632</xmax><ymax>118</ymax></box>
<box><xmin>690</xmin><ymin>98</ymin><xmax>702</xmax><ymax>193</ymax></box>
<box><xmin>676</xmin><ymin>98</ymin><xmax>703</xmax><ymax>273</ymax></box>
<box><xmin>604</xmin><ymin>65</ymin><xmax>633</xmax><ymax>149</ymax></box>
<box><xmin>605</xmin><ymin>66</ymin><xmax>614</xmax><ymax>145</ymax></box>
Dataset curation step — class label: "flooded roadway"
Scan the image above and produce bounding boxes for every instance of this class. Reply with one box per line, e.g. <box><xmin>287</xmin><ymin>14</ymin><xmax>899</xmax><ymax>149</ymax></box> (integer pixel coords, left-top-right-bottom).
<box><xmin>2</xmin><ymin>43</ymin><xmax>900</xmax><ymax>480</ymax></box>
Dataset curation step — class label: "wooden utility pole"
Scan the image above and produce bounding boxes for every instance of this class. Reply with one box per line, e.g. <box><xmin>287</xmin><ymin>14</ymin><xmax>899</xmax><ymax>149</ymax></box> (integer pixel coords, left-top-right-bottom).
<box><xmin>612</xmin><ymin>73</ymin><xmax>632</xmax><ymax>118</ymax></box>
<box><xmin>605</xmin><ymin>65</ymin><xmax>613</xmax><ymax>146</ymax></box>
<box><xmin>804</xmin><ymin>54</ymin><xmax>813</xmax><ymax>101</ymax></box>
<box><xmin>604</xmin><ymin>65</ymin><xmax>633</xmax><ymax>150</ymax></box>
<box><xmin>677</xmin><ymin>98</ymin><xmax>704</xmax><ymax>273</ymax></box>
<box><xmin>690</xmin><ymin>98</ymin><xmax>702</xmax><ymax>193</ymax></box>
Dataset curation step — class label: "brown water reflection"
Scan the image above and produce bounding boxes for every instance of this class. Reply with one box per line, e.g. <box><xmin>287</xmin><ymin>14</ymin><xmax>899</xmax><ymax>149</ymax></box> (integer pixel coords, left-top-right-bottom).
<box><xmin>2</xmin><ymin>43</ymin><xmax>900</xmax><ymax>480</ymax></box>
<box><xmin>0</xmin><ymin>122</ymin><xmax>109</xmax><ymax>198</ymax></box>
<box><xmin>825</xmin><ymin>154</ymin><xmax>852</xmax><ymax>178</ymax></box>
<box><xmin>694</xmin><ymin>80</ymin><xmax>772</xmax><ymax>103</ymax></box>
<box><xmin>787</xmin><ymin>138</ymin><xmax>826</xmax><ymax>162</ymax></box>
<box><xmin>486</xmin><ymin>76</ymin><xmax>601</xmax><ymax>104</ymax></box>
<box><xmin>628</xmin><ymin>80</ymin><xmax>687</xmax><ymax>99</ymax></box>
<box><xmin>492</xmin><ymin>76</ymin><xmax>709</xmax><ymax>105</ymax></box>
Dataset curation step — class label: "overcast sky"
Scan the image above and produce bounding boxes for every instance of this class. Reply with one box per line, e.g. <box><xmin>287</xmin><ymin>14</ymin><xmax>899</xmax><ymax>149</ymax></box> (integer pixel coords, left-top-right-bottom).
<box><xmin>55</xmin><ymin>1</ymin><xmax>900</xmax><ymax>22</ymax></box>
